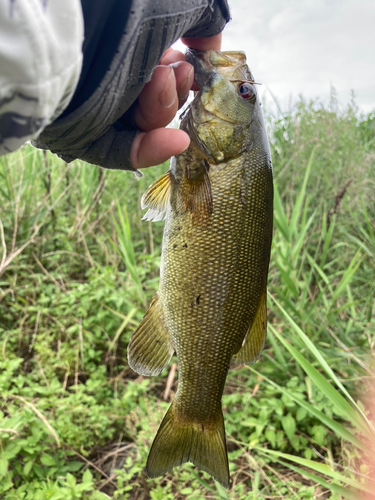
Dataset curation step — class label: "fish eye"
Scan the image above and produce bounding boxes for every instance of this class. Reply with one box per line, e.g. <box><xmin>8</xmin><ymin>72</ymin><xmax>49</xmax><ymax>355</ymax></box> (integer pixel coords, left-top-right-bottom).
<box><xmin>238</xmin><ymin>83</ymin><xmax>255</xmax><ymax>101</ymax></box>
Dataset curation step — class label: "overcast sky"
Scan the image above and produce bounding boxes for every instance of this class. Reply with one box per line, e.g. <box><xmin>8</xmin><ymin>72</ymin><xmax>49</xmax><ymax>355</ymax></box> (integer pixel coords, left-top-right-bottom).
<box><xmin>176</xmin><ymin>0</ymin><xmax>375</xmax><ymax>115</ymax></box>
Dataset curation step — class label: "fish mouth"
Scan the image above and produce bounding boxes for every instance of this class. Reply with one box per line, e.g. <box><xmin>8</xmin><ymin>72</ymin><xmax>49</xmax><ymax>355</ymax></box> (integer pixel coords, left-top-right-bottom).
<box><xmin>185</xmin><ymin>49</ymin><xmax>214</xmax><ymax>88</ymax></box>
<box><xmin>186</xmin><ymin>50</ymin><xmax>237</xmax><ymax>125</ymax></box>
<box><xmin>185</xmin><ymin>49</ymin><xmax>253</xmax><ymax>88</ymax></box>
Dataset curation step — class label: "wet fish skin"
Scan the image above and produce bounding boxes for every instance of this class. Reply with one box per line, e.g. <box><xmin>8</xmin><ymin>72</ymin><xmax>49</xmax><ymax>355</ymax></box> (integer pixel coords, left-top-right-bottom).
<box><xmin>128</xmin><ymin>50</ymin><xmax>273</xmax><ymax>487</ymax></box>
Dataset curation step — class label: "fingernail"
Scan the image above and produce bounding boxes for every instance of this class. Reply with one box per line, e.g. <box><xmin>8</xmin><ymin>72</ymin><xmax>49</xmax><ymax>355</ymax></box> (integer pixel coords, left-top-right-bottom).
<box><xmin>159</xmin><ymin>69</ymin><xmax>176</xmax><ymax>108</ymax></box>
<box><xmin>179</xmin><ymin>67</ymin><xmax>194</xmax><ymax>100</ymax></box>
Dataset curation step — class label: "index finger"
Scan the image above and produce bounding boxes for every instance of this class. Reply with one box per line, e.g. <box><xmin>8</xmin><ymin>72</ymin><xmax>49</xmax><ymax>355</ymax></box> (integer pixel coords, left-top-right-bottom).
<box><xmin>180</xmin><ymin>33</ymin><xmax>222</xmax><ymax>51</ymax></box>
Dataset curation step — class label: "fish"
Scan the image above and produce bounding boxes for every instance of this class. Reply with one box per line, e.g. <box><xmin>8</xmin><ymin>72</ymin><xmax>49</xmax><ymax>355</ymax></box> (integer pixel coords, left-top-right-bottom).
<box><xmin>127</xmin><ymin>49</ymin><xmax>273</xmax><ymax>487</ymax></box>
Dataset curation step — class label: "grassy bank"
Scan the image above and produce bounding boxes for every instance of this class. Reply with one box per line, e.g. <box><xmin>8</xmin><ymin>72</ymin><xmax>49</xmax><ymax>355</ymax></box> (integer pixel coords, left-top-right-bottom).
<box><xmin>0</xmin><ymin>97</ymin><xmax>375</xmax><ymax>499</ymax></box>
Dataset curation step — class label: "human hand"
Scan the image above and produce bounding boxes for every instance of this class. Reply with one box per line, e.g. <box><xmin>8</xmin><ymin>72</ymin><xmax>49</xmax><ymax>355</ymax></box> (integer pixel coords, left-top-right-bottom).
<box><xmin>129</xmin><ymin>34</ymin><xmax>222</xmax><ymax>169</ymax></box>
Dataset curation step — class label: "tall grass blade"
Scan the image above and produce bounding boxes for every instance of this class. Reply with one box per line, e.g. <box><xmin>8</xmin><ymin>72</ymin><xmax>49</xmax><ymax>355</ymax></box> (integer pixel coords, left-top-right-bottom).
<box><xmin>269</xmin><ymin>295</ymin><xmax>375</xmax><ymax>438</ymax></box>
<box><xmin>270</xmin><ymin>323</ymin><xmax>371</xmax><ymax>437</ymax></box>
<box><xmin>292</xmin><ymin>210</ymin><xmax>316</xmax><ymax>261</ymax></box>
<box><xmin>255</xmin><ymin>452</ymin><xmax>363</xmax><ymax>500</ymax></box>
<box><xmin>330</xmin><ymin>249</ymin><xmax>363</xmax><ymax>303</ymax></box>
<box><xmin>289</xmin><ymin>148</ymin><xmax>315</xmax><ymax>236</ymax></box>
<box><xmin>112</xmin><ymin>202</ymin><xmax>146</xmax><ymax>306</ymax></box>
<box><xmin>320</xmin><ymin>213</ymin><xmax>336</xmax><ymax>269</ymax></box>
<box><xmin>249</xmin><ymin>364</ymin><xmax>367</xmax><ymax>452</ymax></box>
<box><xmin>273</xmin><ymin>182</ymin><xmax>290</xmax><ymax>242</ymax></box>
<box><xmin>306</xmin><ymin>253</ymin><xmax>334</xmax><ymax>293</ymax></box>
<box><xmin>267</xmin><ymin>328</ymin><xmax>287</xmax><ymax>366</ymax></box>
<box><xmin>256</xmin><ymin>448</ymin><xmax>374</xmax><ymax>495</ymax></box>
<box><xmin>106</xmin><ymin>308</ymin><xmax>138</xmax><ymax>356</ymax></box>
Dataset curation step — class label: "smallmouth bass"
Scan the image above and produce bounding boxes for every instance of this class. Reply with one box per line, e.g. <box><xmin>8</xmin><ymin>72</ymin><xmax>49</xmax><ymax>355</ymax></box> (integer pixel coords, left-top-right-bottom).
<box><xmin>128</xmin><ymin>50</ymin><xmax>273</xmax><ymax>487</ymax></box>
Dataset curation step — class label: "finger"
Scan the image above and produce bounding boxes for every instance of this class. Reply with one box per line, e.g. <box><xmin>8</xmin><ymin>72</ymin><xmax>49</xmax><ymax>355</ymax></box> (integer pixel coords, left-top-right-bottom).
<box><xmin>134</xmin><ymin>65</ymin><xmax>178</xmax><ymax>132</ymax></box>
<box><xmin>169</xmin><ymin>61</ymin><xmax>194</xmax><ymax>107</ymax></box>
<box><xmin>160</xmin><ymin>48</ymin><xmax>186</xmax><ymax>66</ymax></box>
<box><xmin>181</xmin><ymin>33</ymin><xmax>222</xmax><ymax>51</ymax></box>
<box><xmin>130</xmin><ymin>129</ymin><xmax>190</xmax><ymax>169</ymax></box>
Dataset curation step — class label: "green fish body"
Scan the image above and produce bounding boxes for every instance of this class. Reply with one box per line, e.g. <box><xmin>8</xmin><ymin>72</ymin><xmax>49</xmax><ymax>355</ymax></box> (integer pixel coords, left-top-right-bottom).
<box><xmin>128</xmin><ymin>50</ymin><xmax>273</xmax><ymax>487</ymax></box>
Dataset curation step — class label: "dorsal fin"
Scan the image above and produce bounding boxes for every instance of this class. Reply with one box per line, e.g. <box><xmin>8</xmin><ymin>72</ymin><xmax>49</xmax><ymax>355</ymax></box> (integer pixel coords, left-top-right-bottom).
<box><xmin>141</xmin><ymin>170</ymin><xmax>171</xmax><ymax>222</ymax></box>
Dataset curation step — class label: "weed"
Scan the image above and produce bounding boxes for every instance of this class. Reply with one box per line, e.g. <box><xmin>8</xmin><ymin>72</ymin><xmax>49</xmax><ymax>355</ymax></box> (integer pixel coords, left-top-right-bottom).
<box><xmin>0</xmin><ymin>97</ymin><xmax>374</xmax><ymax>498</ymax></box>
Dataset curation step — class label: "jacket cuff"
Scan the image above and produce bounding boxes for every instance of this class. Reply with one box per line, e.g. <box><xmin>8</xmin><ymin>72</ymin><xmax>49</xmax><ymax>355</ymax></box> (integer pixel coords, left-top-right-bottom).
<box><xmin>33</xmin><ymin>123</ymin><xmax>140</xmax><ymax>174</ymax></box>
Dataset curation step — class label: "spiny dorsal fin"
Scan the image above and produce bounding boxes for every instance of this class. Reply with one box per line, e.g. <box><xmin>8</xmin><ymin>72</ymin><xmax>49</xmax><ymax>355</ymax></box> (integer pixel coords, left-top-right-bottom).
<box><xmin>232</xmin><ymin>291</ymin><xmax>267</xmax><ymax>364</ymax></box>
<box><xmin>180</xmin><ymin>160</ymin><xmax>212</xmax><ymax>225</ymax></box>
<box><xmin>141</xmin><ymin>170</ymin><xmax>171</xmax><ymax>222</ymax></box>
<box><xmin>127</xmin><ymin>294</ymin><xmax>174</xmax><ymax>376</ymax></box>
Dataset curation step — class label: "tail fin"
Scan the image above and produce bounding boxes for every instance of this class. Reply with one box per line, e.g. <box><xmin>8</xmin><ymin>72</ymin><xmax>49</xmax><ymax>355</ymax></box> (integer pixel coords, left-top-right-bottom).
<box><xmin>146</xmin><ymin>403</ymin><xmax>229</xmax><ymax>487</ymax></box>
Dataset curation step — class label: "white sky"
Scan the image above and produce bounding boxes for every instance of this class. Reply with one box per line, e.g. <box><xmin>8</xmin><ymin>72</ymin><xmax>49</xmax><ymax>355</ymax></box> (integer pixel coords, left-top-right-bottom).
<box><xmin>175</xmin><ymin>0</ymin><xmax>375</xmax><ymax>115</ymax></box>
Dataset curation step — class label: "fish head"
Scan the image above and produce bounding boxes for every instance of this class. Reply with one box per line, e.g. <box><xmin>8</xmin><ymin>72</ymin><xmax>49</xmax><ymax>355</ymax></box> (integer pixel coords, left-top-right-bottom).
<box><xmin>183</xmin><ymin>50</ymin><xmax>263</xmax><ymax>163</ymax></box>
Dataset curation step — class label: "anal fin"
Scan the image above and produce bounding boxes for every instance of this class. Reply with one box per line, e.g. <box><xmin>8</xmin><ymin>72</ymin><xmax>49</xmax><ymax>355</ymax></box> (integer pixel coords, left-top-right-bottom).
<box><xmin>127</xmin><ymin>295</ymin><xmax>174</xmax><ymax>376</ymax></box>
<box><xmin>232</xmin><ymin>291</ymin><xmax>267</xmax><ymax>365</ymax></box>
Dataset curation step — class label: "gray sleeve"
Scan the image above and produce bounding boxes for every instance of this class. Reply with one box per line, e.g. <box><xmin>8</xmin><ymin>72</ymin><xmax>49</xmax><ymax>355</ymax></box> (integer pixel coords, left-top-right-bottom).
<box><xmin>0</xmin><ymin>0</ymin><xmax>83</xmax><ymax>156</ymax></box>
<box><xmin>183</xmin><ymin>0</ymin><xmax>230</xmax><ymax>38</ymax></box>
<box><xmin>32</xmin><ymin>0</ymin><xmax>230</xmax><ymax>172</ymax></box>
<box><xmin>59</xmin><ymin>123</ymin><xmax>138</xmax><ymax>172</ymax></box>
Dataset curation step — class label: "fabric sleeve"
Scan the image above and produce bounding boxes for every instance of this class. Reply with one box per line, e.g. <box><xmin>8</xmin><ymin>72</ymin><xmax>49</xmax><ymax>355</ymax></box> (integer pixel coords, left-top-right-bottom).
<box><xmin>183</xmin><ymin>0</ymin><xmax>230</xmax><ymax>38</ymax></box>
<box><xmin>31</xmin><ymin>0</ymin><xmax>230</xmax><ymax>172</ymax></box>
<box><xmin>0</xmin><ymin>0</ymin><xmax>84</xmax><ymax>155</ymax></box>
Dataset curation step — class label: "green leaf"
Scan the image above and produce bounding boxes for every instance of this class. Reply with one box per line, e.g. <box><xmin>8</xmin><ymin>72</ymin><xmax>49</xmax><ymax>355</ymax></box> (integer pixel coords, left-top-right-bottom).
<box><xmin>50</xmin><ymin>492</ymin><xmax>67</xmax><ymax>500</ymax></box>
<box><xmin>65</xmin><ymin>461</ymin><xmax>84</xmax><ymax>472</ymax></box>
<box><xmin>252</xmin><ymin>471</ymin><xmax>260</xmax><ymax>492</ymax></box>
<box><xmin>312</xmin><ymin>424</ymin><xmax>327</xmax><ymax>446</ymax></box>
<box><xmin>82</xmin><ymin>468</ymin><xmax>93</xmax><ymax>485</ymax></box>
<box><xmin>265</xmin><ymin>429</ymin><xmax>276</xmax><ymax>448</ymax></box>
<box><xmin>248</xmin><ymin>365</ymin><xmax>367</xmax><ymax>452</ymax></box>
<box><xmin>268</xmin><ymin>301</ymin><xmax>374</xmax><ymax>439</ymax></box>
<box><xmin>40</xmin><ymin>454</ymin><xmax>56</xmax><ymax>466</ymax></box>
<box><xmin>281</xmin><ymin>413</ymin><xmax>296</xmax><ymax>441</ymax></box>
<box><xmin>0</xmin><ymin>457</ymin><xmax>8</xmax><ymax>477</ymax></box>
<box><xmin>23</xmin><ymin>460</ymin><xmax>33</xmax><ymax>476</ymax></box>
<box><xmin>215</xmin><ymin>481</ymin><xmax>229</xmax><ymax>499</ymax></box>
<box><xmin>66</xmin><ymin>473</ymin><xmax>76</xmax><ymax>488</ymax></box>
<box><xmin>296</xmin><ymin>407</ymin><xmax>307</xmax><ymax>421</ymax></box>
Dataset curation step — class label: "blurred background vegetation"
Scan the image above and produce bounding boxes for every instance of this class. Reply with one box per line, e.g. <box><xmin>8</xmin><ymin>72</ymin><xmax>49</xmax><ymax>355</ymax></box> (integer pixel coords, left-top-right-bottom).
<box><xmin>1</xmin><ymin>94</ymin><xmax>375</xmax><ymax>499</ymax></box>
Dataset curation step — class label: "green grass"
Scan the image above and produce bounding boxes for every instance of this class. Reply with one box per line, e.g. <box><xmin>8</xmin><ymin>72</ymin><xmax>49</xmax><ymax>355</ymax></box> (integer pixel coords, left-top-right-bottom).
<box><xmin>0</xmin><ymin>98</ymin><xmax>374</xmax><ymax>499</ymax></box>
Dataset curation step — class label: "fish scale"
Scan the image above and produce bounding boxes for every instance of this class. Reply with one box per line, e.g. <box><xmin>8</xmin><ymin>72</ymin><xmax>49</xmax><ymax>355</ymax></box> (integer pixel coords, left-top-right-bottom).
<box><xmin>128</xmin><ymin>49</ymin><xmax>273</xmax><ymax>487</ymax></box>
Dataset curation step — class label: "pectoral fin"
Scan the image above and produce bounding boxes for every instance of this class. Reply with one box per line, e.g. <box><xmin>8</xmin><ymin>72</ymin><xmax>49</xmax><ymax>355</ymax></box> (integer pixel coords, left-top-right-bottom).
<box><xmin>141</xmin><ymin>170</ymin><xmax>171</xmax><ymax>222</ymax></box>
<box><xmin>181</xmin><ymin>160</ymin><xmax>212</xmax><ymax>225</ymax></box>
<box><xmin>127</xmin><ymin>295</ymin><xmax>174</xmax><ymax>376</ymax></box>
<box><xmin>232</xmin><ymin>291</ymin><xmax>267</xmax><ymax>364</ymax></box>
